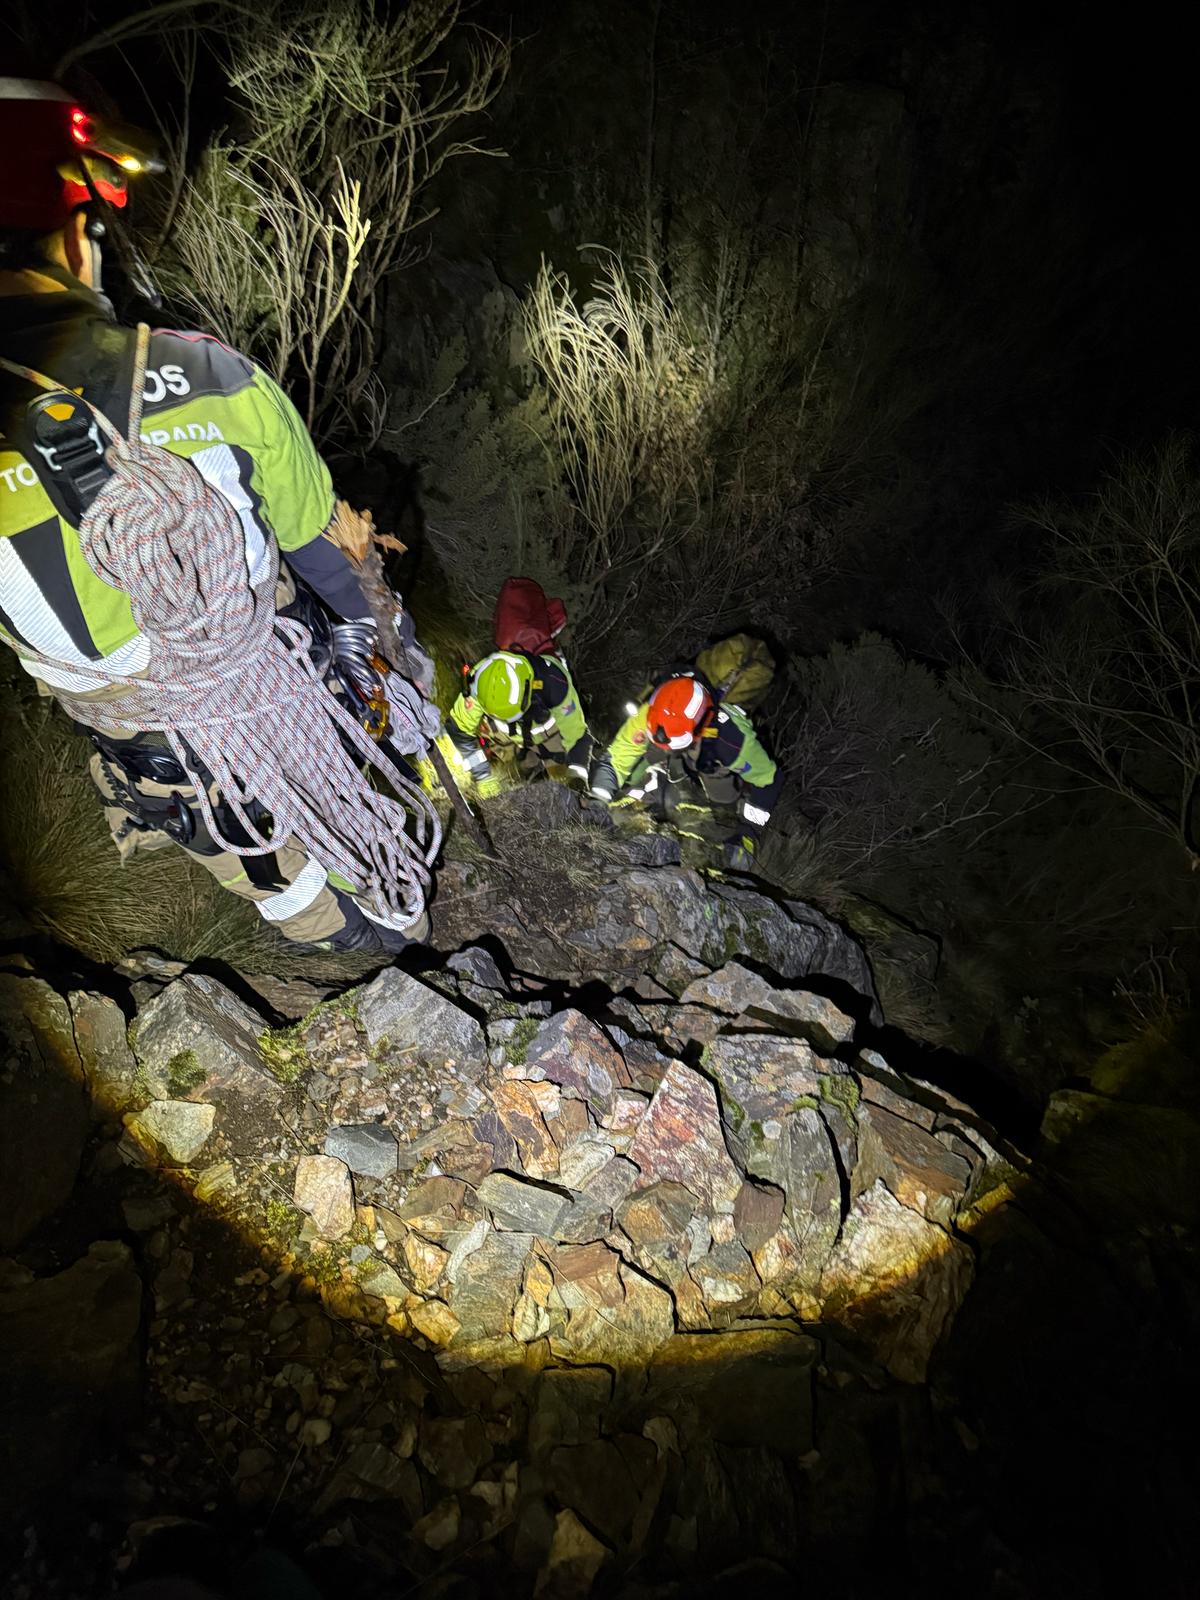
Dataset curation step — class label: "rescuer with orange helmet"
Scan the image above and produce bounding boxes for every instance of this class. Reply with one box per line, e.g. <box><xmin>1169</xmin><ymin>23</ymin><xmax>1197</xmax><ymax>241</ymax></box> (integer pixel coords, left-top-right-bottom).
<box><xmin>588</xmin><ymin>668</ymin><xmax>780</xmax><ymax>869</ymax></box>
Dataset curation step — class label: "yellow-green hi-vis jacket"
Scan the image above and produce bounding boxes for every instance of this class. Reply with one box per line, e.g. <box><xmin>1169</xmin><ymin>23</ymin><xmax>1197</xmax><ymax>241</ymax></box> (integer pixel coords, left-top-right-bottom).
<box><xmin>0</xmin><ymin>265</ymin><xmax>368</xmax><ymax>699</ymax></box>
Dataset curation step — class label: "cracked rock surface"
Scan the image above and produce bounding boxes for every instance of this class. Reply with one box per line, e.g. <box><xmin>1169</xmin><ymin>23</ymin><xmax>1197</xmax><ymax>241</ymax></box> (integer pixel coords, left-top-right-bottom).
<box><xmin>1</xmin><ymin>803</ymin><xmax>1029</xmax><ymax>1597</ymax></box>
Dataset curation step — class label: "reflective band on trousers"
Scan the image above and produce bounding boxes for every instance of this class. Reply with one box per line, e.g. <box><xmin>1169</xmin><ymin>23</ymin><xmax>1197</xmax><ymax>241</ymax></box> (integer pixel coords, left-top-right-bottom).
<box><xmin>741</xmin><ymin>802</ymin><xmax>771</xmax><ymax>827</ymax></box>
<box><xmin>254</xmin><ymin>857</ymin><xmax>329</xmax><ymax>922</ymax></box>
<box><xmin>531</xmin><ymin>717</ymin><xmax>556</xmax><ymax>736</ymax></box>
<box><xmin>463</xmin><ymin>746</ymin><xmax>489</xmax><ymax>775</ymax></box>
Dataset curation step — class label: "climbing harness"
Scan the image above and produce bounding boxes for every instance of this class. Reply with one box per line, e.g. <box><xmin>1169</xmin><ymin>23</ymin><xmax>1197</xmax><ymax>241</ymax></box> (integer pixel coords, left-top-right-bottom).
<box><xmin>0</xmin><ymin>326</ymin><xmax>441</xmax><ymax>930</ymax></box>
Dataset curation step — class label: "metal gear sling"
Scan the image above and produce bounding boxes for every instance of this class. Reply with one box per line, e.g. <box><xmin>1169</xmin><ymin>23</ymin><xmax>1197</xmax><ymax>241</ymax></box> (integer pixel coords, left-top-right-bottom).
<box><xmin>0</xmin><ymin>325</ymin><xmax>441</xmax><ymax>931</ymax></box>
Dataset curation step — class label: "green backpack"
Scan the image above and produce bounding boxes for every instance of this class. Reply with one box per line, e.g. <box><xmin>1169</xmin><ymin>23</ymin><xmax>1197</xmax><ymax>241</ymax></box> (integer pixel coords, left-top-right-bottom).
<box><xmin>694</xmin><ymin>633</ymin><xmax>776</xmax><ymax>711</ymax></box>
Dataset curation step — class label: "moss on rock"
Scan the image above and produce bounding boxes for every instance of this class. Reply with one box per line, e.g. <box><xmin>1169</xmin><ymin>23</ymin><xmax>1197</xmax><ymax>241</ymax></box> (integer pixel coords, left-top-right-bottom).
<box><xmin>165</xmin><ymin>1048</ymin><xmax>205</xmax><ymax>1096</ymax></box>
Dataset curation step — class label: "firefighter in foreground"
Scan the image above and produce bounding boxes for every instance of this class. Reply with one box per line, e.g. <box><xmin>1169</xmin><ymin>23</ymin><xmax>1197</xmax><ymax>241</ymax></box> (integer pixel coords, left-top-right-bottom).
<box><xmin>0</xmin><ymin>79</ymin><xmax>439</xmax><ymax>951</ymax></box>
<box><xmin>589</xmin><ymin>655</ymin><xmax>779</xmax><ymax>870</ymax></box>
<box><xmin>444</xmin><ymin>577</ymin><xmax>595</xmax><ymax>796</ymax></box>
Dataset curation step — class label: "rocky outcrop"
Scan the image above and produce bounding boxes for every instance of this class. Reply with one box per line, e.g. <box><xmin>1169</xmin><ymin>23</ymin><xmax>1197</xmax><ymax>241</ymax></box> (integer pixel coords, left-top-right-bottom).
<box><xmin>0</xmin><ymin>973</ymin><xmax>90</xmax><ymax>1250</ymax></box>
<box><xmin>97</xmin><ymin>894</ymin><xmax>1009</xmax><ymax>1382</ymax></box>
<box><xmin>430</xmin><ymin>788</ymin><xmax>880</xmax><ymax>1016</ymax></box>
<box><xmin>0</xmin><ymin>818</ymin><xmax>1026</xmax><ymax>1591</ymax></box>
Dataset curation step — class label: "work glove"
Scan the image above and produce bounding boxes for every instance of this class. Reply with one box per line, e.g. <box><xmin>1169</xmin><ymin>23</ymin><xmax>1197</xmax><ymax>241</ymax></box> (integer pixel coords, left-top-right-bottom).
<box><xmin>723</xmin><ymin>833</ymin><xmax>757</xmax><ymax>873</ymax></box>
<box><xmin>476</xmin><ymin>771</ymin><xmax>503</xmax><ymax>800</ymax></box>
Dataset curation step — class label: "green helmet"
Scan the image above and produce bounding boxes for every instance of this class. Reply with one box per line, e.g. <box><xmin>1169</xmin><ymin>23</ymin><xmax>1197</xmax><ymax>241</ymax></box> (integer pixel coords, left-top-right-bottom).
<box><xmin>471</xmin><ymin>651</ymin><xmax>534</xmax><ymax>722</ymax></box>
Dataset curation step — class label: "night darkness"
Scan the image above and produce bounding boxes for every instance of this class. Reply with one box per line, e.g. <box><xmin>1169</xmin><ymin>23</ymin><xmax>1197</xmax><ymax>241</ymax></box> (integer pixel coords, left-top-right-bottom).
<box><xmin>1</xmin><ymin>1</ymin><xmax>1198</xmax><ymax>1596</ymax></box>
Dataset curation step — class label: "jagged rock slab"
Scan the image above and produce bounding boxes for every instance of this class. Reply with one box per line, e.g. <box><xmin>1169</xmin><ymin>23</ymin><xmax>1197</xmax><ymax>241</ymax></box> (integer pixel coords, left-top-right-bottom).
<box><xmin>68</xmin><ymin>989</ymin><xmax>138</xmax><ymax>1109</ymax></box>
<box><xmin>478</xmin><ymin>1171</ymin><xmax>573</xmax><ymax>1235</ymax></box>
<box><xmin>355</xmin><ymin>967</ymin><xmax>487</xmax><ymax>1073</ymax></box>
<box><xmin>395</xmin><ymin>1176</ymin><xmax>469</xmax><ymax>1241</ymax></box>
<box><xmin>519</xmin><ymin>1011</ymin><xmax>633</xmax><ymax>1118</ymax></box>
<box><xmin>854</xmin><ymin>1101</ymin><xmax>973</xmax><ymax>1227</ymax></box>
<box><xmin>702</xmin><ymin>1036</ymin><xmax>850</xmax><ymax>1260</ymax></box>
<box><xmin>618</xmin><ymin>1181</ymin><xmax>700</xmax><ymax>1288</ymax></box>
<box><xmin>294</xmin><ymin>1154</ymin><xmax>354</xmax><ymax>1238</ymax></box>
<box><xmin>581</xmin><ymin>867</ymin><xmax>880</xmax><ymax>1015</ymax></box>
<box><xmin>819</xmin><ymin>1179</ymin><xmax>975</xmax><ymax>1382</ymax></box>
<box><xmin>434</xmin><ymin>803</ymin><xmax>877</xmax><ymax>1018</ymax></box>
<box><xmin>491</xmin><ymin>1079</ymin><xmax>563</xmax><ymax>1178</ymax></box>
<box><xmin>548</xmin><ymin>1250</ymin><xmax>676</xmax><ymax>1364</ymax></box>
<box><xmin>358</xmin><ymin>1259</ymin><xmax>406</xmax><ymax>1300</ymax></box>
<box><xmin>323</xmin><ymin>1122</ymin><xmax>398</xmax><ymax>1178</ymax></box>
<box><xmin>701</xmin><ymin>1033</ymin><xmax>826</xmax><ymax>1134</ymax></box>
<box><xmin>447</xmin><ymin>1227</ymin><xmax>534</xmax><ymax>1346</ymax></box>
<box><xmin>0</xmin><ymin>975</ymin><xmax>89</xmax><ymax>1251</ymax></box>
<box><xmin>626</xmin><ymin>1061</ymin><xmax>742</xmax><ymax>1213</ymax></box>
<box><xmin>128</xmin><ymin>1099</ymin><xmax>216</xmax><ymax>1164</ymax></box>
<box><xmin>680</xmin><ymin>963</ymin><xmax>856</xmax><ymax>1050</ymax></box>
<box><xmin>402</xmin><ymin>1231</ymin><xmax>449</xmax><ymax>1292</ymax></box>
<box><xmin>132</xmin><ymin>975</ymin><xmax>276</xmax><ymax>1104</ymax></box>
<box><xmin>690</xmin><ymin>1239</ymin><xmax>761</xmax><ymax>1317</ymax></box>
<box><xmin>718</xmin><ymin>883</ymin><xmax>879</xmax><ymax>1015</ymax></box>
<box><xmin>733</xmin><ymin>1179</ymin><xmax>786</xmax><ymax>1251</ymax></box>
<box><xmin>447</xmin><ymin>945</ymin><xmax>507</xmax><ymax>993</ymax></box>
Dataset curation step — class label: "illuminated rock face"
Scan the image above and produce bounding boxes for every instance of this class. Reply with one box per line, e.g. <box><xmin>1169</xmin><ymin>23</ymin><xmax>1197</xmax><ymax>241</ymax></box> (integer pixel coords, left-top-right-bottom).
<box><xmin>112</xmin><ymin>952</ymin><xmax>1001</xmax><ymax>1380</ymax></box>
<box><xmin>0</xmin><ymin>808</ymin><xmax>1027</xmax><ymax>1591</ymax></box>
<box><xmin>52</xmin><ymin>806</ymin><xmax>1012</xmax><ymax>1386</ymax></box>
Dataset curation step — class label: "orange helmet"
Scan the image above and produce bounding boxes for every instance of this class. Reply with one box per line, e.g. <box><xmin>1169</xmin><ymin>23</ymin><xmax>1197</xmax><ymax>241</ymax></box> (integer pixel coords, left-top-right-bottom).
<box><xmin>647</xmin><ymin>675</ymin><xmax>714</xmax><ymax>750</ymax></box>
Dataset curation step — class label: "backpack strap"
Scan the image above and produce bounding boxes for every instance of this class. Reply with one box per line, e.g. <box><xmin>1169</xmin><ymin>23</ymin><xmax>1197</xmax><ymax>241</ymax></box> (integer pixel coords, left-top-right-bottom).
<box><xmin>0</xmin><ymin>323</ymin><xmax>147</xmax><ymax>524</ymax></box>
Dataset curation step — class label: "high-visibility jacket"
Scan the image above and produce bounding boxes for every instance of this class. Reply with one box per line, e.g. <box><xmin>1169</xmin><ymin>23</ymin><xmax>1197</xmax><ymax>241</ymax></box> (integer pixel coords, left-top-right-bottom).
<box><xmin>447</xmin><ymin>652</ymin><xmax>591</xmax><ymax>780</ymax></box>
<box><xmin>0</xmin><ymin>264</ymin><xmax>366</xmax><ymax>700</ymax></box>
<box><xmin>593</xmin><ymin>699</ymin><xmax>780</xmax><ymax>828</ymax></box>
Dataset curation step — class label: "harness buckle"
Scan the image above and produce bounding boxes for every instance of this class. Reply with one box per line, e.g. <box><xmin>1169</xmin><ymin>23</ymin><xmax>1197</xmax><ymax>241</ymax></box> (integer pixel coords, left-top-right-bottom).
<box><xmin>25</xmin><ymin>391</ymin><xmax>113</xmax><ymax>521</ymax></box>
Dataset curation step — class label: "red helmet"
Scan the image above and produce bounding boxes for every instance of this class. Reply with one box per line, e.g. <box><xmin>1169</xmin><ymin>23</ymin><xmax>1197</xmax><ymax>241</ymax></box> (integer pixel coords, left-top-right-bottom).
<box><xmin>647</xmin><ymin>675</ymin><xmax>714</xmax><ymax>750</ymax></box>
<box><xmin>0</xmin><ymin>79</ymin><xmax>150</xmax><ymax>233</ymax></box>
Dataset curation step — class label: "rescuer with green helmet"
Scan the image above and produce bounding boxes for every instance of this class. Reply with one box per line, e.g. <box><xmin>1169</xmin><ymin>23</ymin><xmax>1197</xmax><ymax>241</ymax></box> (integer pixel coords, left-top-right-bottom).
<box><xmin>446</xmin><ymin>647</ymin><xmax>594</xmax><ymax>797</ymax></box>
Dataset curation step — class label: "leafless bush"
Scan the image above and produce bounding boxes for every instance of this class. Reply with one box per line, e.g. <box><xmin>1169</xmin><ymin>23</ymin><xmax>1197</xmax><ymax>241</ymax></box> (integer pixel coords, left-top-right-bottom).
<box><xmin>978</xmin><ymin>433</ymin><xmax>1200</xmax><ymax>868</ymax></box>
<box><xmin>1113</xmin><ymin>947</ymin><xmax>1191</xmax><ymax>1037</ymax></box>
<box><xmin>136</xmin><ymin>0</ymin><xmax>507</xmax><ymax>445</ymax></box>
<box><xmin>761</xmin><ymin>635</ymin><xmax>1023</xmax><ymax>896</ymax></box>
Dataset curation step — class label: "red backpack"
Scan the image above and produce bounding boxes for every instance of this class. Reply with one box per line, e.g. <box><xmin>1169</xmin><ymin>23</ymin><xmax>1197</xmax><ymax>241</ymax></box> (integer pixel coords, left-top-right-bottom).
<box><xmin>492</xmin><ymin>577</ymin><xmax>567</xmax><ymax>655</ymax></box>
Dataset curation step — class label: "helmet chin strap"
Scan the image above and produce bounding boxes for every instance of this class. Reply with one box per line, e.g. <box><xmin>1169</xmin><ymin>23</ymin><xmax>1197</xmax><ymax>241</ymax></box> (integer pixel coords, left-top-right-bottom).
<box><xmin>76</xmin><ymin>158</ymin><xmax>162</xmax><ymax>309</ymax></box>
<box><xmin>83</xmin><ymin>213</ymin><xmax>105</xmax><ymax>294</ymax></box>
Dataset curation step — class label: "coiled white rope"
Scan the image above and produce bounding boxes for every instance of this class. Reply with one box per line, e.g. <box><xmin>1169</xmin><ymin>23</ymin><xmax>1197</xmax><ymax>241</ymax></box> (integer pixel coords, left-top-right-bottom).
<box><xmin>0</xmin><ymin>327</ymin><xmax>441</xmax><ymax>930</ymax></box>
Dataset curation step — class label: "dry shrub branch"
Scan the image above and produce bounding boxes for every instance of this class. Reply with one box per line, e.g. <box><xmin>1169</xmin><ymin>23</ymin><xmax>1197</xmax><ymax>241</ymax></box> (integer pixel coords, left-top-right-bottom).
<box><xmin>515</xmin><ymin>249</ymin><xmax>841</xmax><ymax>654</ymax></box>
<box><xmin>978</xmin><ymin>433</ymin><xmax>1200</xmax><ymax>868</ymax></box>
<box><xmin>141</xmin><ymin>0</ymin><xmax>508</xmax><ymax>445</ymax></box>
